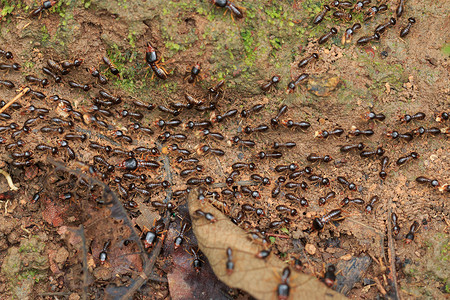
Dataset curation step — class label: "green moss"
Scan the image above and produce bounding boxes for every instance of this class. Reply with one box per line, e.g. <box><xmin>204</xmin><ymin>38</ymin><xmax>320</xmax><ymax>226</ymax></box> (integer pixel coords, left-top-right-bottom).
<box><xmin>441</xmin><ymin>43</ymin><xmax>450</xmax><ymax>56</ymax></box>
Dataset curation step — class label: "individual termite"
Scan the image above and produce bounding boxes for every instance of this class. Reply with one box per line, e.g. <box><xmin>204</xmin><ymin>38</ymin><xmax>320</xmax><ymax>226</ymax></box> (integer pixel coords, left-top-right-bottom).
<box><xmin>241</xmin><ymin>186</ymin><xmax>261</xmax><ymax>199</ymax></box>
<box><xmin>318</xmin><ymin>27</ymin><xmax>338</xmax><ymax>44</ymax></box>
<box><xmin>134</xmin><ymin>147</ymin><xmax>159</xmax><ymax>156</ymax></box>
<box><xmin>244</xmin><ymin>124</ymin><xmax>269</xmax><ymax>134</ymax></box>
<box><xmin>399</xmin><ymin>112</ymin><xmax>425</xmax><ymax>123</ymax></box>
<box><xmin>225</xmin><ymin>170</ymin><xmax>240</xmax><ymax>186</ymax></box>
<box><xmin>241</xmin><ymin>104</ymin><xmax>264</xmax><ymax>118</ymax></box>
<box><xmin>318</xmin><ymin>191</ymin><xmax>336</xmax><ymax>206</ymax></box>
<box><xmin>396</xmin><ymin>0</ymin><xmax>406</xmax><ymax>17</ymax></box>
<box><xmin>47</xmin><ymin>59</ymin><xmax>69</xmax><ymax>75</ymax></box>
<box><xmin>379</xmin><ymin>156</ymin><xmax>389</xmax><ymax>179</ymax></box>
<box><xmin>130</xmin><ymin>123</ymin><xmax>154</xmax><ymax>136</ymax></box>
<box><xmin>360</xmin><ymin>146</ymin><xmax>385</xmax><ymax>158</ymax></box>
<box><xmin>94</xmin><ymin>156</ymin><xmax>115</xmax><ymax>173</ymax></box>
<box><xmin>176</xmin><ymin>156</ymin><xmax>199</xmax><ymax>165</ymax></box>
<box><xmin>365</xmin><ymin>195</ymin><xmax>378</xmax><ymax>213</ymax></box>
<box><xmin>405</xmin><ymin>221</ymin><xmax>419</xmax><ymax>244</ymax></box>
<box><xmin>194</xmin><ymin>209</ymin><xmax>216</xmax><ymax>223</ymax></box>
<box><xmin>415</xmin><ymin>176</ymin><xmax>439</xmax><ymax>188</ymax></box>
<box><xmin>210</xmin><ymin>0</ymin><xmax>244</xmax><ymax>19</ymax></box>
<box><xmin>6</xmin><ymin>139</ymin><xmax>25</xmax><ymax>151</ymax></box>
<box><xmin>340</xmin><ymin>143</ymin><xmax>365</xmax><ymax>153</ymax></box>
<box><xmin>340</xmin><ymin>197</ymin><xmax>365</xmax><ymax>207</ymax></box>
<box><xmin>11</xmin><ymin>151</ymin><xmax>33</xmax><ymax>160</ymax></box>
<box><xmin>143</xmin><ymin>221</ymin><xmax>166</xmax><ymax>249</ymax></box>
<box><xmin>197</xmin><ymin>145</ymin><xmax>225</xmax><ymax>156</ymax></box>
<box><xmin>99</xmin><ymin>240</ymin><xmax>111</xmax><ymax>265</ymax></box>
<box><xmin>225</xmin><ymin>248</ymin><xmax>234</xmax><ymax>275</ymax></box>
<box><xmin>375</xmin><ymin>17</ymin><xmax>396</xmax><ymax>34</ymax></box>
<box><xmin>385</xmin><ymin>131</ymin><xmax>414</xmax><ymax>141</ymax></box>
<box><xmin>342</xmin><ymin>23</ymin><xmax>361</xmax><ymax>44</ymax></box>
<box><xmin>158</xmin><ymin>105</ymin><xmax>180</xmax><ymax>116</ymax></box>
<box><xmin>42</xmin><ymin>67</ymin><xmax>62</xmax><ymax>82</ymax></box>
<box><xmin>436</xmin><ymin>112</ymin><xmax>448</xmax><ymax>122</ymax></box>
<box><xmin>286</xmin><ymin>73</ymin><xmax>309</xmax><ymax>93</ymax></box>
<box><xmin>25</xmin><ymin>75</ymin><xmax>49</xmax><ymax>87</ymax></box>
<box><xmin>58</xmin><ymin>140</ymin><xmax>76</xmax><ymax>160</ymax></box>
<box><xmin>363</xmin><ymin>4</ymin><xmax>387</xmax><ymax>22</ymax></box>
<box><xmin>242</xmin><ymin>203</ymin><xmax>264</xmax><ymax>215</ymax></box>
<box><xmin>145</xmin><ymin>42</ymin><xmax>168</xmax><ymax>80</ymax></box>
<box><xmin>180</xmin><ymin>165</ymin><xmax>204</xmax><ymax>178</ymax></box>
<box><xmin>201</xmin><ymin>129</ymin><xmax>224</xmax><ymax>141</ymax></box>
<box><xmin>281</xmin><ymin>120</ymin><xmax>311</xmax><ymax>130</ymax></box>
<box><xmin>173</xmin><ymin>222</ymin><xmax>188</xmax><ymax>250</ymax></box>
<box><xmin>285</xmin><ymin>193</ymin><xmax>308</xmax><ymax>207</ymax></box>
<box><xmin>298</xmin><ymin>53</ymin><xmax>318</xmax><ymax>68</ymax></box>
<box><xmin>337</xmin><ymin>176</ymin><xmax>357</xmax><ymax>191</ymax></box>
<box><xmin>333</xmin><ymin>11</ymin><xmax>352</xmax><ymax>22</ymax></box>
<box><xmin>396</xmin><ymin>152</ymin><xmax>419</xmax><ymax>166</ymax></box>
<box><xmin>0</xmin><ymin>49</ymin><xmax>13</xmax><ymax>59</ymax></box>
<box><xmin>330</xmin><ymin>0</ymin><xmax>353</xmax><ymax>9</ymax></box>
<box><xmin>112</xmin><ymin>130</ymin><xmax>133</xmax><ymax>144</ymax></box>
<box><xmin>150</xmin><ymin>200</ymin><xmax>174</xmax><ymax>213</ymax></box>
<box><xmin>102</xmin><ymin>56</ymin><xmax>119</xmax><ymax>75</ymax></box>
<box><xmin>271</xmin><ymin>105</ymin><xmax>288</xmax><ymax>127</ymax></box>
<box><xmin>272</xmin><ymin>176</ymin><xmax>286</xmax><ymax>198</ymax></box>
<box><xmin>231</xmin><ymin>136</ymin><xmax>255</xmax><ymax>147</ymax></box>
<box><xmin>273</xmin><ymin>141</ymin><xmax>296</xmax><ymax>149</ymax></box>
<box><xmin>64</xmin><ymin>133</ymin><xmax>87</xmax><ymax>142</ymax></box>
<box><xmin>349</xmin><ymin>127</ymin><xmax>374</xmax><ymax>136</ymax></box>
<box><xmin>314</xmin><ymin>128</ymin><xmax>344</xmax><ymax>138</ymax></box>
<box><xmin>269</xmin><ymin>218</ymin><xmax>290</xmax><ymax>229</ymax></box>
<box><xmin>30</xmin><ymin>0</ymin><xmax>57</xmax><ymax>17</ymax></box>
<box><xmin>231</xmin><ymin>162</ymin><xmax>256</xmax><ymax>171</ymax></box>
<box><xmin>353</xmin><ymin>0</ymin><xmax>371</xmax><ymax>12</ymax></box>
<box><xmin>261</xmin><ymin>75</ymin><xmax>281</xmax><ymax>91</ymax></box>
<box><xmin>168</xmin><ymin>144</ymin><xmax>191</xmax><ymax>156</ymax></box>
<box><xmin>132</xmin><ymin>99</ymin><xmax>155</xmax><ymax>111</ymax></box>
<box><xmin>154</xmin><ymin>119</ymin><xmax>182</xmax><ymax>129</ymax></box>
<box><xmin>211</xmin><ymin>109</ymin><xmax>238</xmax><ymax>123</ymax></box>
<box><xmin>185</xmin><ymin>120</ymin><xmax>212</xmax><ymax>130</ymax></box>
<box><xmin>400</xmin><ymin>17</ymin><xmax>415</xmax><ymax>38</ymax></box>
<box><xmin>312</xmin><ymin>209</ymin><xmax>342</xmax><ymax>230</ymax></box>
<box><xmin>208</xmin><ymin>80</ymin><xmax>225</xmax><ymax>102</ymax></box>
<box><xmin>276</xmin><ymin>205</ymin><xmax>298</xmax><ymax>216</ymax></box>
<box><xmin>257</xmin><ymin>151</ymin><xmax>282</xmax><ymax>159</ymax></box>
<box><xmin>29</xmin><ymin>89</ymin><xmax>46</xmax><ymax>99</ymax></box>
<box><xmin>0</xmin><ymin>63</ymin><xmax>21</xmax><ymax>71</ymax></box>
<box><xmin>158</xmin><ymin>132</ymin><xmax>187</xmax><ymax>142</ymax></box>
<box><xmin>99</xmin><ymin>90</ymin><xmax>122</xmax><ymax>104</ymax></box>
<box><xmin>307</xmin><ymin>153</ymin><xmax>333</xmax><ymax>163</ymax></box>
<box><xmin>87</xmin><ymin>66</ymin><xmax>108</xmax><ymax>84</ymax></box>
<box><xmin>187</xmin><ymin>177</ymin><xmax>215</xmax><ymax>186</ymax></box>
<box><xmin>116</xmin><ymin>157</ymin><xmax>159</xmax><ymax>171</ymax></box>
<box><xmin>40</xmin><ymin>126</ymin><xmax>64</xmax><ymax>134</ymax></box>
<box><xmin>284</xmin><ymin>181</ymin><xmax>308</xmax><ymax>191</ymax></box>
<box><xmin>323</xmin><ymin>265</ymin><xmax>337</xmax><ymax>287</ymax></box>
<box><xmin>61</xmin><ymin>58</ymin><xmax>83</xmax><ymax>69</ymax></box>
<box><xmin>313</xmin><ymin>5</ymin><xmax>330</xmax><ymax>25</ymax></box>
<box><xmin>120</xmin><ymin>110</ymin><xmax>143</xmax><ymax>120</ymax></box>
<box><xmin>275</xmin><ymin>163</ymin><xmax>299</xmax><ymax>173</ymax></box>
<box><xmin>307</xmin><ymin>174</ymin><xmax>330</xmax><ymax>186</ymax></box>
<box><xmin>356</xmin><ymin>32</ymin><xmax>380</xmax><ymax>45</ymax></box>
<box><xmin>362</xmin><ymin>111</ymin><xmax>386</xmax><ymax>122</ymax></box>
<box><xmin>412</xmin><ymin>127</ymin><xmax>441</xmax><ymax>136</ymax></box>
<box><xmin>392</xmin><ymin>212</ymin><xmax>400</xmax><ymax>235</ymax></box>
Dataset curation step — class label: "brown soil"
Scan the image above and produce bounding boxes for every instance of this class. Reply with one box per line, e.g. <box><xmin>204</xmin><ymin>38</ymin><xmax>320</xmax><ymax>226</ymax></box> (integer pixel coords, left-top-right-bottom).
<box><xmin>0</xmin><ymin>0</ymin><xmax>448</xmax><ymax>299</ymax></box>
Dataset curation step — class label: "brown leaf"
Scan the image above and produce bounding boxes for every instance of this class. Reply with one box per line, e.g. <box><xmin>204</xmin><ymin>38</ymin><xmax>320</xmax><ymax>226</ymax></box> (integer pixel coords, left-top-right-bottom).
<box><xmin>307</xmin><ymin>74</ymin><xmax>341</xmax><ymax>97</ymax></box>
<box><xmin>188</xmin><ymin>189</ymin><xmax>347</xmax><ymax>300</ymax></box>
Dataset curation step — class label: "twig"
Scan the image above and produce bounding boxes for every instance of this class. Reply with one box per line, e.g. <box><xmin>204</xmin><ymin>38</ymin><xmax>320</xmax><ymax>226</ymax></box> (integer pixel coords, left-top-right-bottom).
<box><xmin>373</xmin><ymin>277</ymin><xmax>387</xmax><ymax>296</ymax></box>
<box><xmin>78</xmin><ymin>225</ymin><xmax>88</xmax><ymax>300</ymax></box>
<box><xmin>0</xmin><ymin>86</ymin><xmax>30</xmax><ymax>114</ymax></box>
<box><xmin>0</xmin><ymin>169</ymin><xmax>19</xmax><ymax>191</ymax></box>
<box><xmin>119</xmin><ymin>141</ymin><xmax>173</xmax><ymax>300</ymax></box>
<box><xmin>387</xmin><ymin>208</ymin><xmax>400</xmax><ymax>300</ymax></box>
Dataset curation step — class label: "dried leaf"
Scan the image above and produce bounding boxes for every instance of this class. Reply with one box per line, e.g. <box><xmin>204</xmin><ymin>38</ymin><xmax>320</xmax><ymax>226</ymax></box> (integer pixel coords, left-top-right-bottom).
<box><xmin>188</xmin><ymin>189</ymin><xmax>346</xmax><ymax>300</ymax></box>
